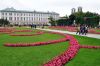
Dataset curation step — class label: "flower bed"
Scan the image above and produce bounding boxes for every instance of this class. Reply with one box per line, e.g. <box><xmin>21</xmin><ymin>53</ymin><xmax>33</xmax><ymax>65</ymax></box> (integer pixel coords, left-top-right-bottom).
<box><xmin>9</xmin><ymin>32</ymin><xmax>44</xmax><ymax>36</ymax></box>
<box><xmin>0</xmin><ymin>28</ymin><xmax>13</xmax><ymax>34</ymax></box>
<box><xmin>43</xmin><ymin>34</ymin><xmax>80</xmax><ymax>66</ymax></box>
<box><xmin>4</xmin><ymin>31</ymin><xmax>100</xmax><ymax>66</ymax></box>
<box><xmin>89</xmin><ymin>29</ymin><xmax>100</xmax><ymax>34</ymax></box>
<box><xmin>49</xmin><ymin>26</ymin><xmax>76</xmax><ymax>32</ymax></box>
<box><xmin>4</xmin><ymin>32</ymin><xmax>80</xmax><ymax>66</ymax></box>
<box><xmin>80</xmin><ymin>45</ymin><xmax>100</xmax><ymax>49</ymax></box>
<box><xmin>4</xmin><ymin>32</ymin><xmax>68</xmax><ymax>46</ymax></box>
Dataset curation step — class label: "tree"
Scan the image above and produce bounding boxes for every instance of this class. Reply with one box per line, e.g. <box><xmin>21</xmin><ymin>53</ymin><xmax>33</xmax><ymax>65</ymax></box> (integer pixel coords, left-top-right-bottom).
<box><xmin>0</xmin><ymin>19</ymin><xmax>10</xmax><ymax>26</ymax></box>
<box><xmin>48</xmin><ymin>16</ymin><xmax>56</xmax><ymax>26</ymax></box>
<box><xmin>72</xmin><ymin>11</ymin><xmax>100</xmax><ymax>27</ymax></box>
<box><xmin>69</xmin><ymin>14</ymin><xmax>76</xmax><ymax>25</ymax></box>
<box><xmin>56</xmin><ymin>19</ymin><xmax>68</xmax><ymax>26</ymax></box>
<box><xmin>54</xmin><ymin>15</ymin><xmax>71</xmax><ymax>26</ymax></box>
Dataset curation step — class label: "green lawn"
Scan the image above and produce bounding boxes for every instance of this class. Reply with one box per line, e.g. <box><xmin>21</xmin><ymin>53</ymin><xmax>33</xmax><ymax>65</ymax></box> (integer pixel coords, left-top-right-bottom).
<box><xmin>96</xmin><ymin>29</ymin><xmax>100</xmax><ymax>32</ymax></box>
<box><xmin>0</xmin><ymin>28</ymin><xmax>69</xmax><ymax>66</ymax></box>
<box><xmin>0</xmin><ymin>27</ymin><xmax>100</xmax><ymax>66</ymax></box>
<box><xmin>74</xmin><ymin>35</ymin><xmax>100</xmax><ymax>46</ymax></box>
<box><xmin>65</xmin><ymin>35</ymin><xmax>100</xmax><ymax>66</ymax></box>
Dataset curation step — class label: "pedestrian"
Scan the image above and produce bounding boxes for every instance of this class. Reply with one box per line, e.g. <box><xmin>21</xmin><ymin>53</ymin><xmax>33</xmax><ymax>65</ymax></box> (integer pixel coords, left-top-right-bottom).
<box><xmin>76</xmin><ymin>25</ymin><xmax>80</xmax><ymax>35</ymax></box>
<box><xmin>34</xmin><ymin>24</ymin><xmax>37</xmax><ymax>29</ymax></box>
<box><xmin>80</xmin><ymin>25</ymin><xmax>85</xmax><ymax>35</ymax></box>
<box><xmin>84</xmin><ymin>25</ymin><xmax>88</xmax><ymax>35</ymax></box>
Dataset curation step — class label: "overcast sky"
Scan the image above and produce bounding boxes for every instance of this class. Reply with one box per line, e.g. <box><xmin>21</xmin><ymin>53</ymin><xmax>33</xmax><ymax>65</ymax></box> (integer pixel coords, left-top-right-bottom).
<box><xmin>0</xmin><ymin>0</ymin><xmax>100</xmax><ymax>16</ymax></box>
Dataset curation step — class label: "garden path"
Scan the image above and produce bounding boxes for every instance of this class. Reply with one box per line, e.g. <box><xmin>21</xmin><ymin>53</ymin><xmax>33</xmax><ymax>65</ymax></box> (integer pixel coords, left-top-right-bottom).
<box><xmin>37</xmin><ymin>28</ymin><xmax>100</xmax><ymax>39</ymax></box>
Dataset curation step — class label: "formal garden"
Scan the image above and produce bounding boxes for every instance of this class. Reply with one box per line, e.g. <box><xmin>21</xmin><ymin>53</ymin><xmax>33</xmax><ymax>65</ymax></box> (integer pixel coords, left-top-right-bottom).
<box><xmin>0</xmin><ymin>27</ymin><xmax>100</xmax><ymax>66</ymax></box>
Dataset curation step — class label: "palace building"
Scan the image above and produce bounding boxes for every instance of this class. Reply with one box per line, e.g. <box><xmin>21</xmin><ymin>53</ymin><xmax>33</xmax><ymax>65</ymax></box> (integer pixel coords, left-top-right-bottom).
<box><xmin>0</xmin><ymin>7</ymin><xmax>59</xmax><ymax>25</ymax></box>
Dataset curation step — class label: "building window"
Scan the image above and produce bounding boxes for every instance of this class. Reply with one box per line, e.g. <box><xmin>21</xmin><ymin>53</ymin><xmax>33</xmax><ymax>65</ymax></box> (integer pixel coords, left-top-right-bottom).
<box><xmin>9</xmin><ymin>13</ymin><xmax>12</xmax><ymax>15</ymax></box>
<box><xmin>17</xmin><ymin>13</ymin><xmax>19</xmax><ymax>16</ymax></box>
<box><xmin>21</xmin><ymin>17</ymin><xmax>23</xmax><ymax>21</ymax></box>
<box><xmin>14</xmin><ymin>17</ymin><xmax>16</xmax><ymax>21</ymax></box>
<box><xmin>39</xmin><ymin>18</ymin><xmax>40</xmax><ymax>21</ymax></box>
<box><xmin>9</xmin><ymin>17</ymin><xmax>12</xmax><ymax>20</ymax></box>
<box><xmin>34</xmin><ymin>14</ymin><xmax>35</xmax><ymax>16</ymax></box>
<box><xmin>32</xmin><ymin>18</ymin><xmax>33</xmax><ymax>21</ymax></box>
<box><xmin>24</xmin><ymin>17</ymin><xmax>25</xmax><ymax>21</ymax></box>
<box><xmin>21</xmin><ymin>13</ymin><xmax>23</xmax><ymax>16</ymax></box>
<box><xmin>29</xmin><ymin>14</ymin><xmax>31</xmax><ymax>16</ymax></box>
<box><xmin>24</xmin><ymin>13</ymin><xmax>25</xmax><ymax>16</ymax></box>
<box><xmin>2</xmin><ymin>13</ymin><xmax>4</xmax><ymax>15</ymax></box>
<box><xmin>5</xmin><ymin>13</ymin><xmax>7</xmax><ymax>15</ymax></box>
<box><xmin>17</xmin><ymin>17</ymin><xmax>19</xmax><ymax>20</ymax></box>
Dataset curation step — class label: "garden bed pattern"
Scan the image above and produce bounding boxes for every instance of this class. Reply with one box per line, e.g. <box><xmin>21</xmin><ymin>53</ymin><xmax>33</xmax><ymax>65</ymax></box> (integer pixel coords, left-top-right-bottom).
<box><xmin>2</xmin><ymin>29</ymin><xmax>100</xmax><ymax>66</ymax></box>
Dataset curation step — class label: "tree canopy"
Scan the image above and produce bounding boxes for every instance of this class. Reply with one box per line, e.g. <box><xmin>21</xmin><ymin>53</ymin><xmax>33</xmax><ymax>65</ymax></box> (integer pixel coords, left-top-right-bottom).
<box><xmin>0</xmin><ymin>19</ymin><xmax>10</xmax><ymax>26</ymax></box>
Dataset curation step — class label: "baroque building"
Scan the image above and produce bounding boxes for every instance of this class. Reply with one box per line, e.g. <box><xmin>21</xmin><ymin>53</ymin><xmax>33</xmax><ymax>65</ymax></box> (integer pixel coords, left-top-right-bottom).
<box><xmin>0</xmin><ymin>7</ymin><xmax>59</xmax><ymax>25</ymax></box>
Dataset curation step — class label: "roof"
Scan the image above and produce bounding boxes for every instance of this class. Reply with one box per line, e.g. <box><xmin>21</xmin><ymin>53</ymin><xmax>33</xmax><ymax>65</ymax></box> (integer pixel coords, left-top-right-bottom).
<box><xmin>0</xmin><ymin>7</ymin><xmax>59</xmax><ymax>15</ymax></box>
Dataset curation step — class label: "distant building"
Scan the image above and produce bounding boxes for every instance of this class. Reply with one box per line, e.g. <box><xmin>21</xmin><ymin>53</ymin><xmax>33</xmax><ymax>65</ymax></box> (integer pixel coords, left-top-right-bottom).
<box><xmin>0</xmin><ymin>7</ymin><xmax>59</xmax><ymax>25</ymax></box>
<box><xmin>71</xmin><ymin>8</ymin><xmax>76</xmax><ymax>14</ymax></box>
<box><xmin>78</xmin><ymin>6</ymin><xmax>82</xmax><ymax>12</ymax></box>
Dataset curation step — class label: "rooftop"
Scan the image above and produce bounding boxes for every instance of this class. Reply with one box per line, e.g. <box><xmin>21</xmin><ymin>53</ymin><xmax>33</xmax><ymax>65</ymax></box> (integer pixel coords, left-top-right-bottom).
<box><xmin>0</xmin><ymin>7</ymin><xmax>59</xmax><ymax>15</ymax></box>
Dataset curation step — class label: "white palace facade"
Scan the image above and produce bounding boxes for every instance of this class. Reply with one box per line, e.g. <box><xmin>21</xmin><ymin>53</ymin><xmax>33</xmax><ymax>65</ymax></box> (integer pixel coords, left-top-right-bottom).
<box><xmin>0</xmin><ymin>7</ymin><xmax>59</xmax><ymax>25</ymax></box>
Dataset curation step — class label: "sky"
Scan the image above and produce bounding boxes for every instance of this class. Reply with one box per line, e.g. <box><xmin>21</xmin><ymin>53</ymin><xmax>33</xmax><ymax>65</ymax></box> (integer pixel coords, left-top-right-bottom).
<box><xmin>0</xmin><ymin>0</ymin><xmax>100</xmax><ymax>16</ymax></box>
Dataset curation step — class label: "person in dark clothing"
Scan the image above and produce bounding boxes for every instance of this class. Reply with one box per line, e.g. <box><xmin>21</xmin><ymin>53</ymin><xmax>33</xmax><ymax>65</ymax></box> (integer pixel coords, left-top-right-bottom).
<box><xmin>80</xmin><ymin>25</ymin><xmax>85</xmax><ymax>35</ymax></box>
<box><xmin>34</xmin><ymin>24</ymin><xmax>37</xmax><ymax>29</ymax></box>
<box><xmin>84</xmin><ymin>25</ymin><xmax>88</xmax><ymax>35</ymax></box>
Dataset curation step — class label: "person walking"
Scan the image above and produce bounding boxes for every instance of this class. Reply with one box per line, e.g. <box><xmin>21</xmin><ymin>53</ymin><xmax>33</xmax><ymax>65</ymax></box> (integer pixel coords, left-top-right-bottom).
<box><xmin>84</xmin><ymin>25</ymin><xmax>88</xmax><ymax>35</ymax></box>
<box><xmin>80</xmin><ymin>25</ymin><xmax>85</xmax><ymax>35</ymax></box>
<box><xmin>76</xmin><ymin>25</ymin><xmax>80</xmax><ymax>35</ymax></box>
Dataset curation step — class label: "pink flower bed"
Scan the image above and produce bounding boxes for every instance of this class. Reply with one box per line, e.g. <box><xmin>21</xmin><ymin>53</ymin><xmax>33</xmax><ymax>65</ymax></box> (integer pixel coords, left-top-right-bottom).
<box><xmin>4</xmin><ymin>32</ymin><xmax>80</xmax><ymax>66</ymax></box>
<box><xmin>80</xmin><ymin>45</ymin><xmax>100</xmax><ymax>49</ymax></box>
<box><xmin>49</xmin><ymin>26</ymin><xmax>77</xmax><ymax>32</ymax></box>
<box><xmin>89</xmin><ymin>29</ymin><xmax>100</xmax><ymax>34</ymax></box>
<box><xmin>4</xmin><ymin>32</ymin><xmax>68</xmax><ymax>47</ymax></box>
<box><xmin>9</xmin><ymin>32</ymin><xmax>44</xmax><ymax>36</ymax></box>
<box><xmin>43</xmin><ymin>34</ymin><xmax>80</xmax><ymax>66</ymax></box>
<box><xmin>0</xmin><ymin>28</ymin><xmax>13</xmax><ymax>34</ymax></box>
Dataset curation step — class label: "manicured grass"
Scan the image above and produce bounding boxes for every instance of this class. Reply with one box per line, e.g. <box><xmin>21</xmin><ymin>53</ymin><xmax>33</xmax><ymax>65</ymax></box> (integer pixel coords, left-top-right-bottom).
<box><xmin>0</xmin><ymin>42</ymin><xmax>69</xmax><ymax>66</ymax></box>
<box><xmin>66</xmin><ymin>49</ymin><xmax>100</xmax><ymax>66</ymax></box>
<box><xmin>0</xmin><ymin>27</ymin><xmax>100</xmax><ymax>66</ymax></box>
<box><xmin>96</xmin><ymin>29</ymin><xmax>100</xmax><ymax>32</ymax></box>
<box><xmin>65</xmin><ymin>35</ymin><xmax>100</xmax><ymax>66</ymax></box>
<box><xmin>0</xmin><ymin>28</ymin><xmax>69</xmax><ymax>66</ymax></box>
<box><xmin>15</xmin><ymin>27</ymin><xmax>32</xmax><ymax>30</ymax></box>
<box><xmin>74</xmin><ymin>35</ymin><xmax>100</xmax><ymax>46</ymax></box>
<box><xmin>1</xmin><ymin>33</ymin><xmax>64</xmax><ymax>43</ymax></box>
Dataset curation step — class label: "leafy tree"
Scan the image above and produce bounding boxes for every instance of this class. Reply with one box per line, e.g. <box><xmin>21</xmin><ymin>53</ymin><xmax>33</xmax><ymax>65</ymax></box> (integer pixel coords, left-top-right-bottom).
<box><xmin>56</xmin><ymin>19</ymin><xmax>68</xmax><ymax>26</ymax></box>
<box><xmin>48</xmin><ymin>16</ymin><xmax>56</xmax><ymax>26</ymax></box>
<box><xmin>69</xmin><ymin>14</ymin><xmax>76</xmax><ymax>25</ymax></box>
<box><xmin>73</xmin><ymin>11</ymin><xmax>100</xmax><ymax>27</ymax></box>
<box><xmin>0</xmin><ymin>19</ymin><xmax>10</xmax><ymax>26</ymax></box>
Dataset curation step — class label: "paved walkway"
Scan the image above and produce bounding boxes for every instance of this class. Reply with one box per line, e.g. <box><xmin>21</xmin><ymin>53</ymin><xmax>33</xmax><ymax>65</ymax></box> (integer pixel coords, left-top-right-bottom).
<box><xmin>37</xmin><ymin>28</ymin><xmax>100</xmax><ymax>39</ymax></box>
